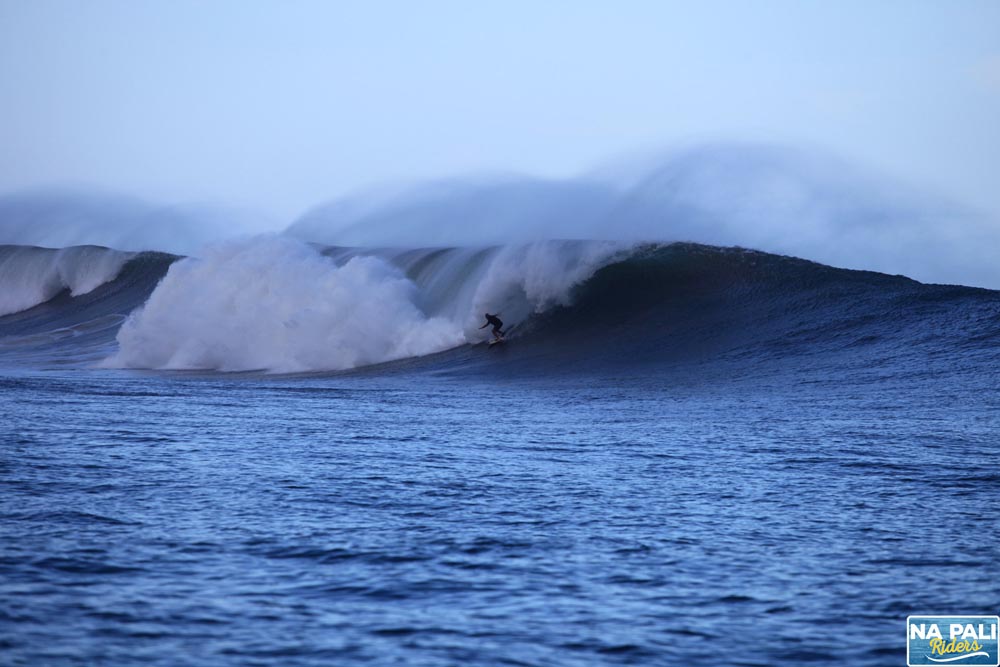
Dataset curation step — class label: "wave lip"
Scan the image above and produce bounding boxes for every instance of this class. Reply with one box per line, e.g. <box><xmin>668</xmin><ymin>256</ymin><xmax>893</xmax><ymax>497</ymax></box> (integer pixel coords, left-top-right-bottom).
<box><xmin>0</xmin><ymin>244</ymin><xmax>132</xmax><ymax>316</ymax></box>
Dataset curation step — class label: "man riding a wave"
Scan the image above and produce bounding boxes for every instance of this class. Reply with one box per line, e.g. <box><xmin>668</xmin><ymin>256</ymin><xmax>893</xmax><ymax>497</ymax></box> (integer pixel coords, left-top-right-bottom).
<box><xmin>479</xmin><ymin>313</ymin><xmax>504</xmax><ymax>341</ymax></box>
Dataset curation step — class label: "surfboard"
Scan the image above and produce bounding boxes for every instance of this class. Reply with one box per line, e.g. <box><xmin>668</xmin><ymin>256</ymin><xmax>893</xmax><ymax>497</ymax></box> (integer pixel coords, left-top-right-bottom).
<box><xmin>487</xmin><ymin>324</ymin><xmax>514</xmax><ymax>348</ymax></box>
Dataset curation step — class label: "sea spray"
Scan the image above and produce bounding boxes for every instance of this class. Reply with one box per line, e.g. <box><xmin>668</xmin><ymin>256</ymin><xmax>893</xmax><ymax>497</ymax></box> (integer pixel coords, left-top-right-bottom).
<box><xmin>102</xmin><ymin>238</ymin><xmax>632</xmax><ymax>372</ymax></box>
<box><xmin>467</xmin><ymin>240</ymin><xmax>628</xmax><ymax>328</ymax></box>
<box><xmin>107</xmin><ymin>237</ymin><xmax>463</xmax><ymax>372</ymax></box>
<box><xmin>287</xmin><ymin>144</ymin><xmax>999</xmax><ymax>290</ymax></box>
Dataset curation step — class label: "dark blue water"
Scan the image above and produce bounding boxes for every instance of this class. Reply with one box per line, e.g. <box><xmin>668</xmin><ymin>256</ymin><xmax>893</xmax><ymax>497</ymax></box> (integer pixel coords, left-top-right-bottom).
<box><xmin>2</xmin><ymin>242</ymin><xmax>1000</xmax><ymax>665</ymax></box>
<box><xmin>3</xmin><ymin>361</ymin><xmax>998</xmax><ymax>666</ymax></box>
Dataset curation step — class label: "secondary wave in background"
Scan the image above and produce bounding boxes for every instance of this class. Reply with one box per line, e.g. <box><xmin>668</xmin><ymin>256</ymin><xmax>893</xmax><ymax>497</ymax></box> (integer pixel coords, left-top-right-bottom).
<box><xmin>0</xmin><ymin>189</ymin><xmax>274</xmax><ymax>256</ymax></box>
<box><xmin>0</xmin><ymin>244</ymin><xmax>133</xmax><ymax>316</ymax></box>
<box><xmin>0</xmin><ymin>249</ymin><xmax>175</xmax><ymax>367</ymax></box>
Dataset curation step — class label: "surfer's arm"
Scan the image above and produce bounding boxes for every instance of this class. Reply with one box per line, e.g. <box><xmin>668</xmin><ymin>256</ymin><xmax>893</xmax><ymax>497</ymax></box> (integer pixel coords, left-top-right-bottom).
<box><xmin>479</xmin><ymin>322</ymin><xmax>488</xmax><ymax>329</ymax></box>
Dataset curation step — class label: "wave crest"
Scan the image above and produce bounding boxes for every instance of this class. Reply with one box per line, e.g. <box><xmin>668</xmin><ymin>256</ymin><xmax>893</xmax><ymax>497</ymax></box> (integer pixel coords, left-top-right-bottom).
<box><xmin>0</xmin><ymin>245</ymin><xmax>132</xmax><ymax>316</ymax></box>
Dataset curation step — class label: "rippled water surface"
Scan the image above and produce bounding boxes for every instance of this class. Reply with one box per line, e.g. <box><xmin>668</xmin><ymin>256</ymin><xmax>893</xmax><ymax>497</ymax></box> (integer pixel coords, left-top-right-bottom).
<box><xmin>2</xmin><ymin>366</ymin><xmax>998</xmax><ymax>666</ymax></box>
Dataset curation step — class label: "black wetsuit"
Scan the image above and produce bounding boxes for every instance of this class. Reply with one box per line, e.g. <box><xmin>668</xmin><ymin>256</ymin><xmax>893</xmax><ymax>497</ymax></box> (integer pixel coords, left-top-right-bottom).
<box><xmin>482</xmin><ymin>314</ymin><xmax>503</xmax><ymax>338</ymax></box>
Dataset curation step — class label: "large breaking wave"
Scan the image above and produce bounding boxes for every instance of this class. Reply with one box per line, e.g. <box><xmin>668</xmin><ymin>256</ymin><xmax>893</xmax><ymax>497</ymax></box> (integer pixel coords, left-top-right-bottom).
<box><xmin>102</xmin><ymin>236</ymin><xmax>626</xmax><ymax>372</ymax></box>
<box><xmin>2</xmin><ymin>143</ymin><xmax>998</xmax><ymax>373</ymax></box>
<box><xmin>1</xmin><ymin>237</ymin><xmax>997</xmax><ymax>375</ymax></box>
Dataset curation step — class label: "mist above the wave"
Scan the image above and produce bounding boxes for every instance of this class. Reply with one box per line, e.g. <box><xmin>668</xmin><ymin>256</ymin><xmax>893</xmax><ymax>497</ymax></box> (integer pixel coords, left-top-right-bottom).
<box><xmin>2</xmin><ymin>143</ymin><xmax>996</xmax><ymax>290</ymax></box>
<box><xmin>288</xmin><ymin>143</ymin><xmax>999</xmax><ymax>289</ymax></box>
<box><xmin>0</xmin><ymin>189</ymin><xmax>276</xmax><ymax>256</ymax></box>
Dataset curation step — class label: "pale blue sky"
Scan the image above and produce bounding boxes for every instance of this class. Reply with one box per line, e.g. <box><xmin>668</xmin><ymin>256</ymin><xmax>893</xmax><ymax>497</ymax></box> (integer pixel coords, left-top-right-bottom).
<box><xmin>1</xmin><ymin>0</ymin><xmax>998</xmax><ymax>221</ymax></box>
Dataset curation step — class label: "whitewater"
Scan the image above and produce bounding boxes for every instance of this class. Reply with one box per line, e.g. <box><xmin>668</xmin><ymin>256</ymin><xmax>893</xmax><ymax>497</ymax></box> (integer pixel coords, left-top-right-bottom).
<box><xmin>2</xmin><ymin>148</ymin><xmax>999</xmax><ymax>666</ymax></box>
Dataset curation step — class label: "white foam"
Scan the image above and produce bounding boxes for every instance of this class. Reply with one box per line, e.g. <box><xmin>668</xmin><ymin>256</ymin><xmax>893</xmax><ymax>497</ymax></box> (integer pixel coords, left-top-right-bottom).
<box><xmin>464</xmin><ymin>240</ymin><xmax>627</xmax><ymax>335</ymax></box>
<box><xmin>0</xmin><ymin>245</ymin><xmax>132</xmax><ymax>316</ymax></box>
<box><xmin>102</xmin><ymin>236</ymin><xmax>631</xmax><ymax>372</ymax></box>
<box><xmin>106</xmin><ymin>237</ymin><xmax>465</xmax><ymax>373</ymax></box>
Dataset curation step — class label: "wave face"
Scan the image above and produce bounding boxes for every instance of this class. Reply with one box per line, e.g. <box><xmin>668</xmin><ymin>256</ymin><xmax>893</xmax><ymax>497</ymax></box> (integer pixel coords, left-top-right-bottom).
<box><xmin>512</xmin><ymin>244</ymin><xmax>1000</xmax><ymax>370</ymax></box>
<box><xmin>0</xmin><ymin>250</ymin><xmax>176</xmax><ymax>366</ymax></box>
<box><xmin>1</xmin><ymin>238</ymin><xmax>998</xmax><ymax>374</ymax></box>
<box><xmin>102</xmin><ymin>237</ymin><xmax>625</xmax><ymax>372</ymax></box>
<box><xmin>0</xmin><ymin>245</ymin><xmax>133</xmax><ymax>316</ymax></box>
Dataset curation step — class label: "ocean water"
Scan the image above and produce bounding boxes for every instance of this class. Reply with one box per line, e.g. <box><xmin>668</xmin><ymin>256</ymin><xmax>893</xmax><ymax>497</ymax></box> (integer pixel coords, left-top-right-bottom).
<box><xmin>2</xmin><ymin>240</ymin><xmax>999</xmax><ymax>666</ymax></box>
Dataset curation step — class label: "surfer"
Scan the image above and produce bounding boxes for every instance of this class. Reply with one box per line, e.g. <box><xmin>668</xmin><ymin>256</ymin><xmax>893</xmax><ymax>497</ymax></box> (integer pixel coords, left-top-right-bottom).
<box><xmin>479</xmin><ymin>313</ymin><xmax>504</xmax><ymax>341</ymax></box>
